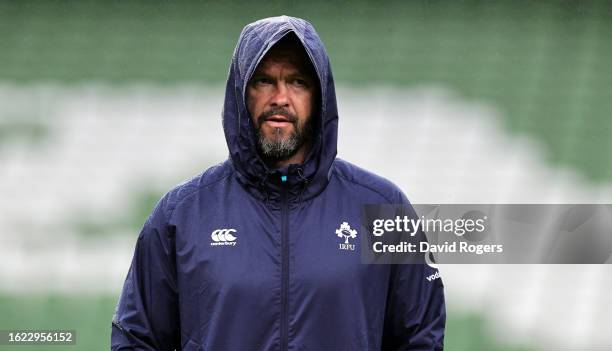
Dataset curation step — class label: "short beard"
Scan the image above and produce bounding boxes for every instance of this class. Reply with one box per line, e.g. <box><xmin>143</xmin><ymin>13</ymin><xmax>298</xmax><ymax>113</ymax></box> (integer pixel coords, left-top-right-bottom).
<box><xmin>255</xmin><ymin>108</ymin><xmax>313</xmax><ymax>164</ymax></box>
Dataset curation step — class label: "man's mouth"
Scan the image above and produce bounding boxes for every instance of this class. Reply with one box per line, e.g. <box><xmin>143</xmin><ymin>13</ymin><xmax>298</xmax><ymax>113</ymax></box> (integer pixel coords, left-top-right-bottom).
<box><xmin>267</xmin><ymin>114</ymin><xmax>289</xmax><ymax>122</ymax></box>
<box><xmin>263</xmin><ymin>114</ymin><xmax>293</xmax><ymax>128</ymax></box>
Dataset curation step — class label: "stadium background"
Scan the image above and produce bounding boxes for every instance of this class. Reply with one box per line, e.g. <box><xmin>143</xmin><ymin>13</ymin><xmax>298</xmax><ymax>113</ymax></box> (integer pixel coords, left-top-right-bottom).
<box><xmin>1</xmin><ymin>1</ymin><xmax>611</xmax><ymax>350</ymax></box>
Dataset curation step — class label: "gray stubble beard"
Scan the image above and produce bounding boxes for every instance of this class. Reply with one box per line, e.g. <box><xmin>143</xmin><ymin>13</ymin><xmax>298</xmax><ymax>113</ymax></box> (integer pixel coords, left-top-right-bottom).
<box><xmin>255</xmin><ymin>117</ymin><xmax>313</xmax><ymax>163</ymax></box>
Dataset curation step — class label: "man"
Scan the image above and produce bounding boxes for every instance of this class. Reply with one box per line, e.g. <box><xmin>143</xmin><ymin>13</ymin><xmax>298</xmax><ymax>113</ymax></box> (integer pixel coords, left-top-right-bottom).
<box><xmin>112</xmin><ymin>15</ymin><xmax>445</xmax><ymax>350</ymax></box>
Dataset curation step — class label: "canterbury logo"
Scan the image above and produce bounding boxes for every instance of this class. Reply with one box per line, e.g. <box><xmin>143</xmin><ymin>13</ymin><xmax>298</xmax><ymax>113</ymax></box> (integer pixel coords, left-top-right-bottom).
<box><xmin>210</xmin><ymin>228</ymin><xmax>237</xmax><ymax>246</ymax></box>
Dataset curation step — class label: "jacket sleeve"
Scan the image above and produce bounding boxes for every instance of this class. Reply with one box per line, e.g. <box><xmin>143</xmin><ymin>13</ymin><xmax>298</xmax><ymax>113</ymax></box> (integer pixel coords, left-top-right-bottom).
<box><xmin>111</xmin><ymin>196</ymin><xmax>180</xmax><ymax>350</ymax></box>
<box><xmin>381</xmin><ymin>195</ymin><xmax>446</xmax><ymax>350</ymax></box>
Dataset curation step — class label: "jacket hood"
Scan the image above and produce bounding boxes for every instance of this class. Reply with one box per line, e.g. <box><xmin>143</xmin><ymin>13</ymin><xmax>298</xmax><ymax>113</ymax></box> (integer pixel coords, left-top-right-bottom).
<box><xmin>222</xmin><ymin>15</ymin><xmax>338</xmax><ymax>203</ymax></box>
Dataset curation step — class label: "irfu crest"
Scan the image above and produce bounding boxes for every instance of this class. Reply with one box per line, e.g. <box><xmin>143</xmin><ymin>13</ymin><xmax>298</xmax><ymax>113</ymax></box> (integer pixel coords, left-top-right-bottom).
<box><xmin>335</xmin><ymin>222</ymin><xmax>357</xmax><ymax>251</ymax></box>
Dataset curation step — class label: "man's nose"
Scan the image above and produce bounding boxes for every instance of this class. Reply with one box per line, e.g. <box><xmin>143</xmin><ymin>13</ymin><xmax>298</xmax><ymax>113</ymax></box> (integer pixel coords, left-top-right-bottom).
<box><xmin>270</xmin><ymin>83</ymin><xmax>289</xmax><ymax>107</ymax></box>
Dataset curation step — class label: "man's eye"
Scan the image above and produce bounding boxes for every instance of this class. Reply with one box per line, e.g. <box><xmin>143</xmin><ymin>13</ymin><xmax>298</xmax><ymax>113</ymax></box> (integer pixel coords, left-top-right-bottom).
<box><xmin>293</xmin><ymin>79</ymin><xmax>308</xmax><ymax>87</ymax></box>
<box><xmin>255</xmin><ymin>78</ymin><xmax>272</xmax><ymax>85</ymax></box>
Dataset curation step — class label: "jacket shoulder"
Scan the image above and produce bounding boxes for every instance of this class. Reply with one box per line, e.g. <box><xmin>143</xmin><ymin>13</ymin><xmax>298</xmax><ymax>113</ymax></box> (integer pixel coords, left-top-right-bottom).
<box><xmin>157</xmin><ymin>160</ymin><xmax>233</xmax><ymax>220</ymax></box>
<box><xmin>332</xmin><ymin>158</ymin><xmax>408</xmax><ymax>204</ymax></box>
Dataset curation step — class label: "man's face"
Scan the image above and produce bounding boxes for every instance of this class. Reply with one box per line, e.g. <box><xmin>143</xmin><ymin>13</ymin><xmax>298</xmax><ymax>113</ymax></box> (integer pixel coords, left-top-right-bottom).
<box><xmin>247</xmin><ymin>42</ymin><xmax>318</xmax><ymax>163</ymax></box>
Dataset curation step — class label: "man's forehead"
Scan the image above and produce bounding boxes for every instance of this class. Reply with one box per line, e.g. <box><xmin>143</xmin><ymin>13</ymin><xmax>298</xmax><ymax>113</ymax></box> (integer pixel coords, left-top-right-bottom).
<box><xmin>255</xmin><ymin>39</ymin><xmax>315</xmax><ymax>75</ymax></box>
<box><xmin>259</xmin><ymin>48</ymin><xmax>308</xmax><ymax>66</ymax></box>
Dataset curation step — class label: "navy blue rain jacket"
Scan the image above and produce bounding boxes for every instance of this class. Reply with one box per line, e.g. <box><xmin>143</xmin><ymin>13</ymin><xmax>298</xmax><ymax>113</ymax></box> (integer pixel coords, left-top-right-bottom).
<box><xmin>111</xmin><ymin>15</ymin><xmax>445</xmax><ymax>351</ymax></box>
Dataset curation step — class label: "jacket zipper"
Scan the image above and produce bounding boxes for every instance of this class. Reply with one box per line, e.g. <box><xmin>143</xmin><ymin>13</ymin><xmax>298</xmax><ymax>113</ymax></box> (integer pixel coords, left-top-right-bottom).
<box><xmin>280</xmin><ymin>178</ymin><xmax>289</xmax><ymax>351</ymax></box>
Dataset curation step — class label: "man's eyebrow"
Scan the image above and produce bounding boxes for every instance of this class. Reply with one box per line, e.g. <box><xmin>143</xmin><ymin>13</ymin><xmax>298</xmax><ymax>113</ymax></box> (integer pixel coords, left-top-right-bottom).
<box><xmin>250</xmin><ymin>71</ymin><xmax>271</xmax><ymax>79</ymax></box>
<box><xmin>286</xmin><ymin>72</ymin><xmax>307</xmax><ymax>78</ymax></box>
<box><xmin>288</xmin><ymin>69</ymin><xmax>316</xmax><ymax>79</ymax></box>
